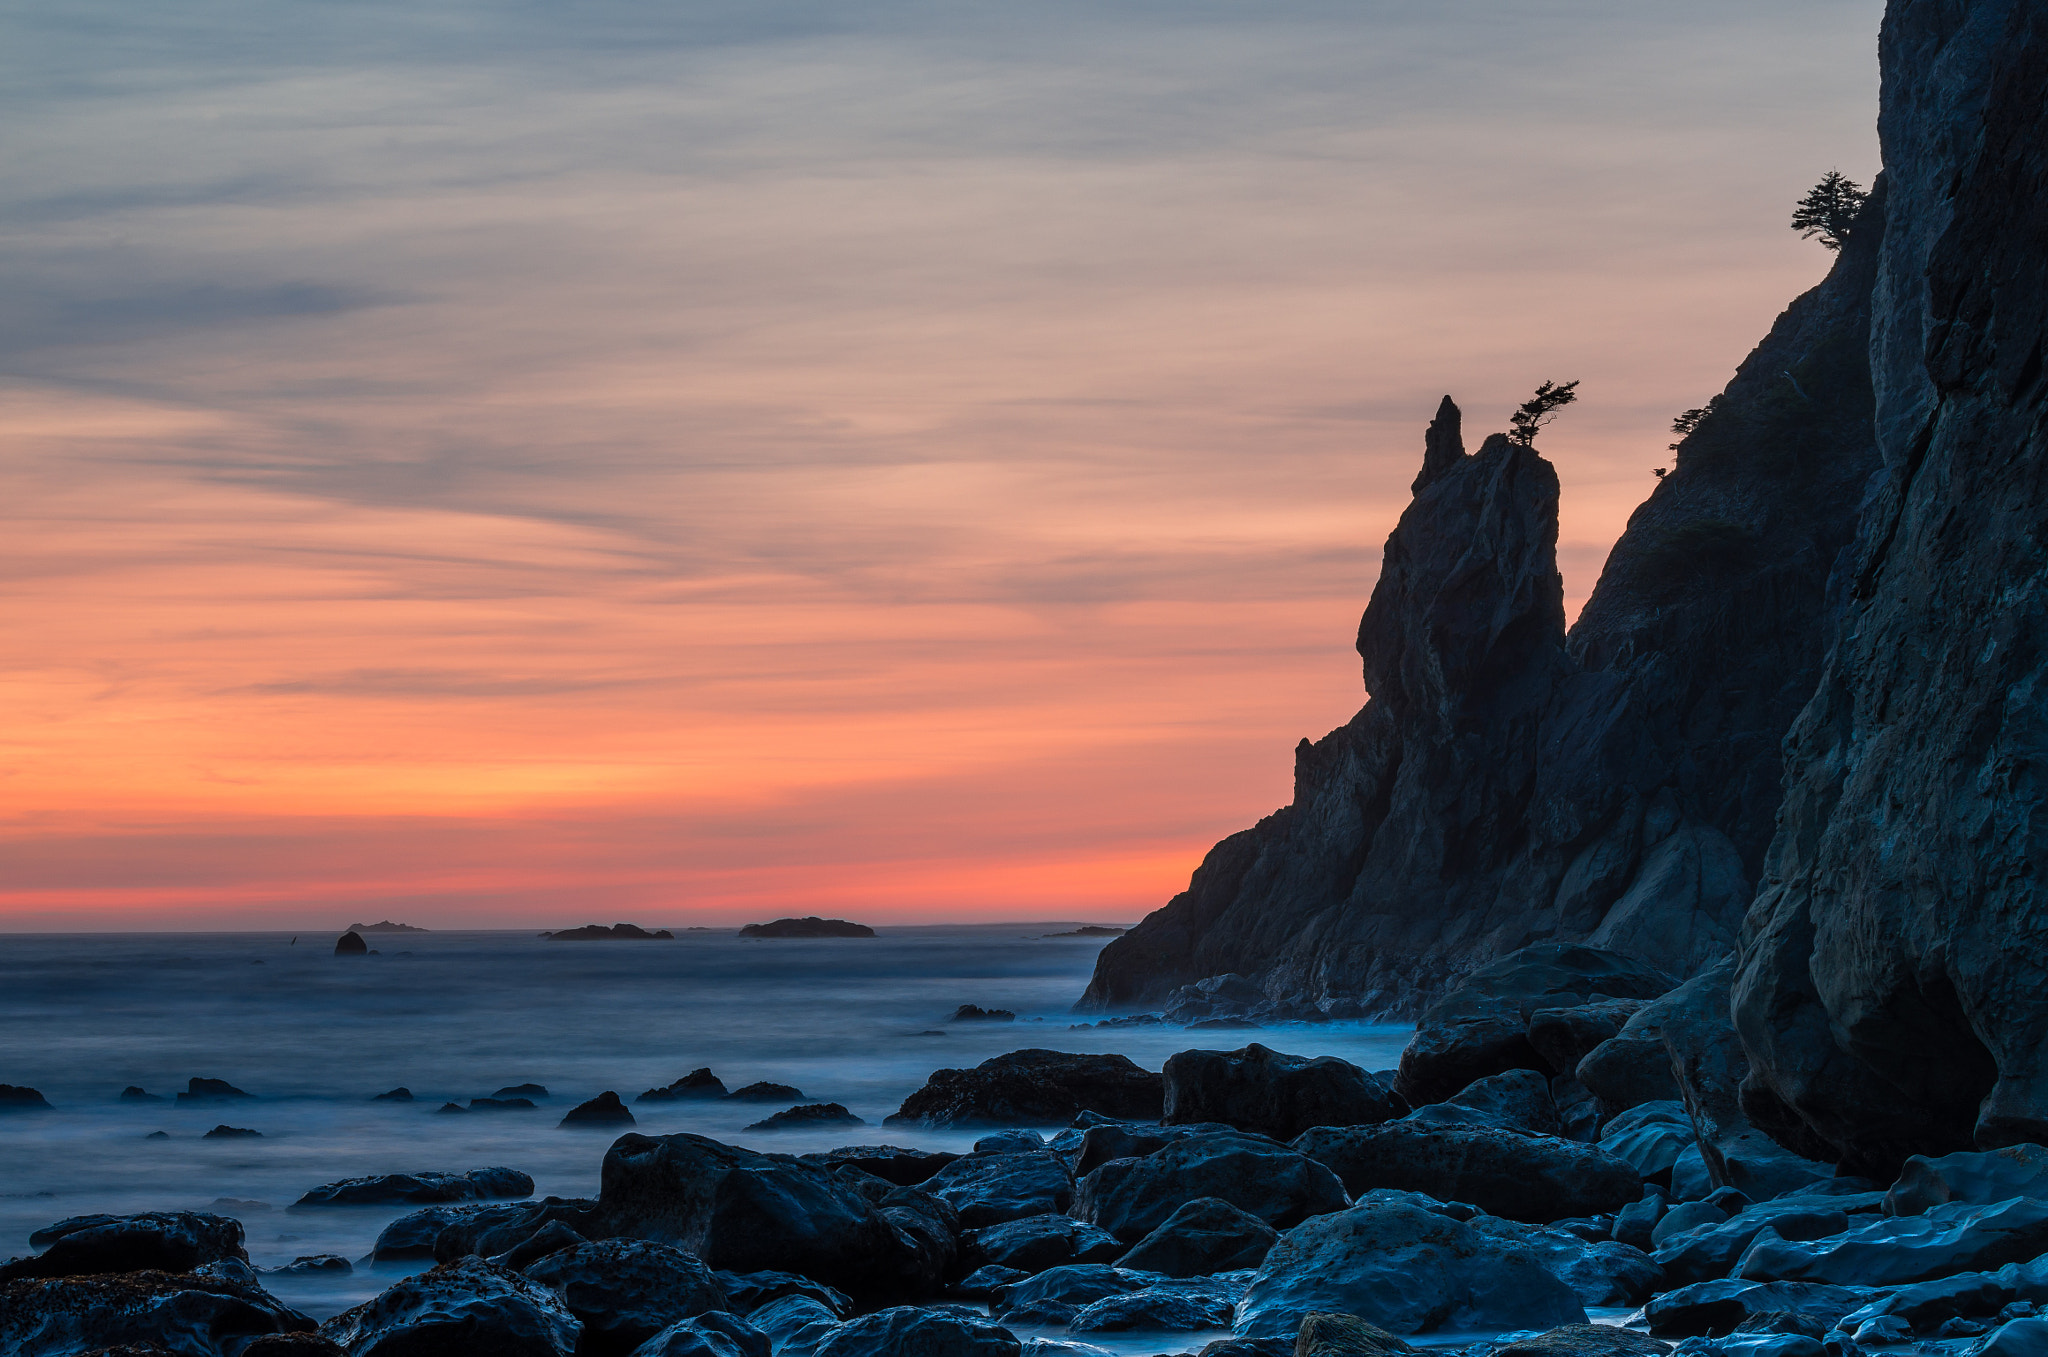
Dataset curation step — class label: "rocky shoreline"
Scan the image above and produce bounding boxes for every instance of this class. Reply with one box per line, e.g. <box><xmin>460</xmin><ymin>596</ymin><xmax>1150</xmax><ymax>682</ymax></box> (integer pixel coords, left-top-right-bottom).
<box><xmin>13</xmin><ymin>946</ymin><xmax>2048</xmax><ymax>1355</ymax></box>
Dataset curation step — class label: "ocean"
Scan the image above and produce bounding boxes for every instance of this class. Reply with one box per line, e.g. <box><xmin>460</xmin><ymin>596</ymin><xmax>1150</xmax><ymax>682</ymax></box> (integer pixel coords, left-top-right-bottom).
<box><xmin>0</xmin><ymin>924</ymin><xmax>1414</xmax><ymax>1349</ymax></box>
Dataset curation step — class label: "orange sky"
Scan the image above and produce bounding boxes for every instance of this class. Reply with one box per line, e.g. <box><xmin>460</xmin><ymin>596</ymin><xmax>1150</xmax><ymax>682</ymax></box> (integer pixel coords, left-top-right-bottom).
<box><xmin>0</xmin><ymin>0</ymin><xmax>1884</xmax><ymax>929</ymax></box>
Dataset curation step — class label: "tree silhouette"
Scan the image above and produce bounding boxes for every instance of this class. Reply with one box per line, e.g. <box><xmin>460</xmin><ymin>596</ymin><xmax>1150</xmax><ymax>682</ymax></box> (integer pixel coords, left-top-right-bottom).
<box><xmin>1507</xmin><ymin>380</ymin><xmax>1579</xmax><ymax>448</ymax></box>
<box><xmin>1791</xmin><ymin>171</ymin><xmax>1869</xmax><ymax>251</ymax></box>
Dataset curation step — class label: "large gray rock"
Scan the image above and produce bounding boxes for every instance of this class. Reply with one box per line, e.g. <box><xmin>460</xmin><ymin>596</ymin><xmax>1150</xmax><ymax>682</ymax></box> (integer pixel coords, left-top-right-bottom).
<box><xmin>1887</xmin><ymin>1145</ymin><xmax>2048</xmax><ymax>1215</ymax></box>
<box><xmin>1072</xmin><ymin>1131</ymin><xmax>1347</xmax><ymax>1242</ymax></box>
<box><xmin>594</xmin><ymin>1133</ymin><xmax>941</xmax><ymax>1302</ymax></box>
<box><xmin>1234</xmin><ymin>1198</ymin><xmax>1586</xmax><ymax>1337</ymax></box>
<box><xmin>1162</xmin><ymin>1044</ymin><xmax>1406</xmax><ymax>1140</ymax></box>
<box><xmin>522</xmin><ymin>1239</ymin><xmax>727</xmax><ymax>1356</ymax></box>
<box><xmin>811</xmin><ymin>1307</ymin><xmax>1021</xmax><ymax>1357</ymax></box>
<box><xmin>1734</xmin><ymin>1197</ymin><xmax>2048</xmax><ymax>1287</ymax></box>
<box><xmin>922</xmin><ymin>1151</ymin><xmax>1073</xmax><ymax>1229</ymax></box>
<box><xmin>1403</xmin><ymin>1069</ymin><xmax>1560</xmax><ymax>1135</ymax></box>
<box><xmin>1</xmin><ymin>1211</ymin><xmax>246</xmax><ymax>1280</ymax></box>
<box><xmin>885</xmin><ymin>1051</ymin><xmax>1162</xmax><ymax>1129</ymax></box>
<box><xmin>322</xmin><ymin>1256</ymin><xmax>580</xmax><ymax>1356</ymax></box>
<box><xmin>294</xmin><ymin>1168</ymin><xmax>533</xmax><ymax>1207</ymax></box>
<box><xmin>1293</xmin><ymin>1122</ymin><xmax>1640</xmax><ymax>1222</ymax></box>
<box><xmin>1113</xmin><ymin>1197</ymin><xmax>1277</xmax><ymax>1278</ymax></box>
<box><xmin>0</xmin><ymin>1267</ymin><xmax>314</xmax><ymax>1355</ymax></box>
<box><xmin>1730</xmin><ymin>0</ymin><xmax>2048</xmax><ymax>1176</ymax></box>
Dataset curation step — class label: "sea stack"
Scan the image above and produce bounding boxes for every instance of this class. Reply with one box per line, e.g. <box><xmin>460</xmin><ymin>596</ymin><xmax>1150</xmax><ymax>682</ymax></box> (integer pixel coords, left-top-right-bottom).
<box><xmin>334</xmin><ymin>931</ymin><xmax>368</xmax><ymax>956</ymax></box>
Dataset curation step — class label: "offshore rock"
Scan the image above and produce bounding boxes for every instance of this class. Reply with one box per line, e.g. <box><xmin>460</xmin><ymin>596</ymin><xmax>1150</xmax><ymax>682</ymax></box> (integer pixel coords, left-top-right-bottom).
<box><xmin>1730</xmin><ymin>0</ymin><xmax>2048</xmax><ymax>1174</ymax></box>
<box><xmin>294</xmin><ymin>1167</ymin><xmax>533</xmax><ymax>1207</ymax></box>
<box><xmin>2</xmin><ymin>1211</ymin><xmax>246</xmax><ymax>1280</ymax></box>
<box><xmin>639</xmin><ymin>1069</ymin><xmax>728</xmax><ymax>1103</ymax></box>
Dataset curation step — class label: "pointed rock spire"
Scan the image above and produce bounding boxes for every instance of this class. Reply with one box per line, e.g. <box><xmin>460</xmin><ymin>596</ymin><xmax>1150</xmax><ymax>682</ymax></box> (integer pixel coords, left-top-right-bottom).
<box><xmin>1412</xmin><ymin>395</ymin><xmax>1465</xmax><ymax>493</ymax></box>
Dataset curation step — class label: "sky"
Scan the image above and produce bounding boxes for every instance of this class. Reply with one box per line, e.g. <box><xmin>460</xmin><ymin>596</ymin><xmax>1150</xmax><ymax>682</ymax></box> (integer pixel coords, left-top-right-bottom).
<box><xmin>0</xmin><ymin>0</ymin><xmax>1884</xmax><ymax>931</ymax></box>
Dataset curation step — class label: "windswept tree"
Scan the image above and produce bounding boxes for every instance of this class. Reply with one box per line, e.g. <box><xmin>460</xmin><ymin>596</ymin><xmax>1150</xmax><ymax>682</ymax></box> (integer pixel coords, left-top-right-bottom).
<box><xmin>1791</xmin><ymin>170</ymin><xmax>1869</xmax><ymax>251</ymax></box>
<box><xmin>1507</xmin><ymin>379</ymin><xmax>1579</xmax><ymax>447</ymax></box>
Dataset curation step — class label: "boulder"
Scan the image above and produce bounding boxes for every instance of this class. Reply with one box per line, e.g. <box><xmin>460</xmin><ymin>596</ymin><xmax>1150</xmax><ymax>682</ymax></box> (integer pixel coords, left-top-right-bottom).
<box><xmin>1598</xmin><ymin>1102</ymin><xmax>1696</xmax><ymax>1185</ymax></box>
<box><xmin>711</xmin><ymin>1270</ymin><xmax>851</xmax><ymax>1316</ymax></box>
<box><xmin>1982</xmin><ymin>1320</ymin><xmax>2048</xmax><ymax>1357</ymax></box>
<box><xmin>640</xmin><ymin>1070</ymin><xmax>728</xmax><ymax>1103</ymax></box>
<box><xmin>811</xmin><ymin>1307</ymin><xmax>1020</xmax><ymax>1357</ymax></box>
<box><xmin>964</xmin><ymin>1214</ymin><xmax>1122</xmax><ymax>1274</ymax></box>
<box><xmin>1073</xmin><ymin>1131</ymin><xmax>1347</xmax><ymax>1242</ymax></box>
<box><xmin>1402</xmin><ymin>1069</ymin><xmax>1560</xmax><ymax>1135</ymax></box>
<box><xmin>1528</xmin><ymin>1001</ymin><xmax>1650</xmax><ymax>1077</ymax></box>
<box><xmin>1612</xmin><ymin>1189</ymin><xmax>1668</xmax><ymax>1249</ymax></box>
<box><xmin>490</xmin><ymin>1221</ymin><xmax>586</xmax><ymax>1270</ymax></box>
<box><xmin>2</xmin><ymin>1211</ymin><xmax>246</xmax><ymax>1280</ymax></box>
<box><xmin>0</xmin><ymin>1084</ymin><xmax>52</xmax><ymax>1111</ymax></box>
<box><xmin>1068</xmin><ymin>1286</ymin><xmax>1234</xmax><ymax>1332</ymax></box>
<box><xmin>1651</xmin><ymin>1201</ymin><xmax>1730</xmax><ymax>1248</ymax></box>
<box><xmin>1553</xmin><ymin>1077</ymin><xmax>1602</xmax><ymax>1142</ymax></box>
<box><xmin>562</xmin><ymin>1092</ymin><xmax>636</xmax><ymax>1128</ymax></box>
<box><xmin>746</xmin><ymin>1104</ymin><xmax>863</xmax><ymax>1132</ymax></box>
<box><xmin>336</xmin><ymin>931</ymin><xmax>369</xmax><ymax>955</ymax></box>
<box><xmin>1734</xmin><ymin>1197</ymin><xmax>2048</xmax><ymax>1287</ymax></box>
<box><xmin>954</xmin><ymin>1265</ymin><xmax>1029</xmax><ymax>1297</ymax></box>
<box><xmin>1292</xmin><ymin>1122</ymin><xmax>1640</xmax><ymax>1223</ymax></box>
<box><xmin>952</xmin><ymin>1006</ymin><xmax>1017</xmax><ymax>1022</ymax></box>
<box><xmin>372</xmin><ymin>1087</ymin><xmax>413</xmax><ymax>1102</ymax></box>
<box><xmin>374</xmin><ymin>1204</ymin><xmax>521</xmax><ymax>1262</ymax></box>
<box><xmin>992</xmin><ymin>1265</ymin><xmax>1159</xmax><ymax>1327</ymax></box>
<box><xmin>1492</xmin><ymin>1326</ymin><xmax>1672</xmax><ymax>1357</ymax></box>
<box><xmin>1577</xmin><ymin>1017</ymin><xmax>1685</xmax><ymax>1127</ymax></box>
<box><xmin>801</xmin><ymin>1146</ymin><xmax>959</xmax><ymax>1186</ymax></box>
<box><xmin>1294</xmin><ymin>1313</ymin><xmax>1416</xmax><ymax>1356</ymax></box>
<box><xmin>886</xmin><ymin>1051</ymin><xmax>1163</xmax><ymax>1129</ymax></box>
<box><xmin>722</xmin><ymin>1082</ymin><xmax>804</xmax><ymax>1103</ymax></box>
<box><xmin>630</xmin><ymin>1313</ymin><xmax>771</xmax><ymax>1357</ymax></box>
<box><xmin>594</xmin><ymin>1132</ymin><xmax>940</xmax><ymax>1302</ymax></box>
<box><xmin>205</xmin><ymin>1124</ymin><xmax>263</xmax><ymax>1139</ymax></box>
<box><xmin>321</xmin><ymin>1256</ymin><xmax>579</xmax><ymax>1356</ymax></box>
<box><xmin>1653</xmin><ymin>1199</ymin><xmax>1859</xmax><ymax>1288</ymax></box>
<box><xmin>744</xmin><ymin>1294</ymin><xmax>841</xmax><ymax>1354</ymax></box>
<box><xmin>1113</xmin><ymin>1197</ymin><xmax>1277</xmax><ymax>1277</ymax></box>
<box><xmin>440</xmin><ymin>1199</ymin><xmax>607</xmax><ymax>1264</ymax></box>
<box><xmin>1161</xmin><ymin>1044</ymin><xmax>1406</xmax><ymax>1141</ymax></box>
<box><xmin>523</xmin><ymin>1239</ymin><xmax>728</xmax><ymax>1356</ymax></box>
<box><xmin>1837</xmin><ymin>1271</ymin><xmax>2013</xmax><ymax>1333</ymax></box>
<box><xmin>1233</xmin><ymin>1198</ymin><xmax>1586</xmax><ymax>1337</ymax></box>
<box><xmin>295</xmin><ymin>1168</ymin><xmax>534</xmax><ymax>1207</ymax></box>
<box><xmin>0</xmin><ymin>1268</ymin><xmax>315</xmax><ymax>1355</ymax></box>
<box><xmin>923</xmin><ymin>1151</ymin><xmax>1074</xmax><ymax>1229</ymax></box>
<box><xmin>1394</xmin><ymin>945</ymin><xmax>1676</xmax><ymax>1107</ymax></box>
<box><xmin>178</xmin><ymin>1077</ymin><xmax>254</xmax><ymax>1104</ymax></box>
<box><xmin>1466</xmin><ymin>1215</ymin><xmax>1663</xmax><ymax>1305</ymax></box>
<box><xmin>1643</xmin><ymin>1279</ymin><xmax>1874</xmax><ymax>1338</ymax></box>
<box><xmin>268</xmin><ymin>1254</ymin><xmax>354</xmax><ymax>1277</ymax></box>
<box><xmin>974</xmin><ymin>1131</ymin><xmax>1045</xmax><ymax>1155</ymax></box>
<box><xmin>1072</xmin><ymin>1124</ymin><xmax>1179</xmax><ymax>1176</ymax></box>
<box><xmin>1887</xmin><ymin>1146</ymin><xmax>2048</xmax><ymax>1216</ymax></box>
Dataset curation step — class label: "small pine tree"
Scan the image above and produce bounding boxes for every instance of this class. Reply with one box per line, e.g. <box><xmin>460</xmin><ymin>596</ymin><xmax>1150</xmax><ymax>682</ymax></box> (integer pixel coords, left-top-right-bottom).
<box><xmin>1507</xmin><ymin>379</ymin><xmax>1579</xmax><ymax>447</ymax></box>
<box><xmin>1791</xmin><ymin>171</ymin><xmax>1869</xmax><ymax>251</ymax></box>
<box><xmin>1669</xmin><ymin>400</ymin><xmax>1720</xmax><ymax>451</ymax></box>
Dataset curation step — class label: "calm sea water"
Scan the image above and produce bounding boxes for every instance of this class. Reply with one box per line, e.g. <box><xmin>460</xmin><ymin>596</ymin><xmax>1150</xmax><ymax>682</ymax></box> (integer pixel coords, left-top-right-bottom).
<box><xmin>0</xmin><ymin>925</ymin><xmax>1413</xmax><ymax>1347</ymax></box>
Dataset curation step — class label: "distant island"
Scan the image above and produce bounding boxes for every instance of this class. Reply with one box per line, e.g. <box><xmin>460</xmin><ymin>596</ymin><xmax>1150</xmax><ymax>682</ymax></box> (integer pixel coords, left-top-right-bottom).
<box><xmin>1044</xmin><ymin>925</ymin><xmax>1126</xmax><ymax>937</ymax></box>
<box><xmin>541</xmin><ymin>923</ymin><xmax>675</xmax><ymax>941</ymax></box>
<box><xmin>739</xmin><ymin>917</ymin><xmax>875</xmax><ymax>938</ymax></box>
<box><xmin>347</xmin><ymin>920</ymin><xmax>427</xmax><ymax>933</ymax></box>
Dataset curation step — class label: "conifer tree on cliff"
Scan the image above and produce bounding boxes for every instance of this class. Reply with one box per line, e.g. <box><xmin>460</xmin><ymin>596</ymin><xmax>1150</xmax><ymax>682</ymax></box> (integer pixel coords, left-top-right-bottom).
<box><xmin>1791</xmin><ymin>170</ymin><xmax>1869</xmax><ymax>250</ymax></box>
<box><xmin>1507</xmin><ymin>379</ymin><xmax>1579</xmax><ymax>447</ymax></box>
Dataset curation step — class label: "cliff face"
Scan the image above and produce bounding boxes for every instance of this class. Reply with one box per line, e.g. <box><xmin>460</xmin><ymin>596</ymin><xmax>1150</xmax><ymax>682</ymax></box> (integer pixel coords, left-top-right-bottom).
<box><xmin>1081</xmin><ymin>197</ymin><xmax>1884</xmax><ymax>1017</ymax></box>
<box><xmin>1732</xmin><ymin>0</ymin><xmax>2048</xmax><ymax>1176</ymax></box>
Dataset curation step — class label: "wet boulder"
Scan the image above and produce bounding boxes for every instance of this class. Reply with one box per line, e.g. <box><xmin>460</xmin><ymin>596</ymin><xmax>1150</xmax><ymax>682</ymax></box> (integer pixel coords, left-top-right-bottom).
<box><xmin>1294</xmin><ymin>1312</ymin><xmax>1417</xmax><ymax>1357</ymax></box>
<box><xmin>991</xmin><ymin>1264</ymin><xmax>1160</xmax><ymax>1327</ymax></box>
<box><xmin>1</xmin><ymin>1211</ymin><xmax>246</xmax><ymax>1280</ymax></box>
<box><xmin>1073</xmin><ymin>1131</ymin><xmax>1347</xmax><ymax>1242</ymax></box>
<box><xmin>711</xmin><ymin>1270</ymin><xmax>851</xmax><ymax>1316</ymax></box>
<box><xmin>746</xmin><ymin>1104</ymin><xmax>863</xmax><ymax>1132</ymax></box>
<box><xmin>1527</xmin><ymin>1000</ymin><xmax>1648</xmax><ymax>1077</ymax></box>
<box><xmin>885</xmin><ymin>1050</ymin><xmax>1163</xmax><ymax>1130</ymax></box>
<box><xmin>374</xmin><ymin>1204</ymin><xmax>524</xmax><ymax>1262</ymax></box>
<box><xmin>1068</xmin><ymin>1285</ymin><xmax>1235</xmax><ymax>1332</ymax></box>
<box><xmin>801</xmin><ymin>1146</ymin><xmax>959</xmax><ymax>1186</ymax></box>
<box><xmin>321</xmin><ymin>1256</ymin><xmax>579</xmax><ymax>1356</ymax></box>
<box><xmin>974</xmin><ymin>1131</ymin><xmax>1045</xmax><ymax>1155</ymax></box>
<box><xmin>1161</xmin><ymin>1044</ymin><xmax>1406</xmax><ymax>1141</ymax></box>
<box><xmin>1394</xmin><ymin>945</ymin><xmax>1675</xmax><ymax>1108</ymax></box>
<box><xmin>490</xmin><ymin>1221</ymin><xmax>586</xmax><ymax>1270</ymax></box>
<box><xmin>632</xmin><ymin>1313</ymin><xmax>772</xmax><ymax>1357</ymax></box>
<box><xmin>1980</xmin><ymin>1320</ymin><xmax>2048</xmax><ymax>1357</ymax></box>
<box><xmin>440</xmin><ymin>1199</ymin><xmax>606</xmax><ymax>1263</ymax></box>
<box><xmin>923</xmin><ymin>1151</ymin><xmax>1074</xmax><ymax>1229</ymax></box>
<box><xmin>1652</xmin><ymin>1198</ymin><xmax>1862</xmax><ymax>1288</ymax></box>
<box><xmin>0</xmin><ymin>1268</ymin><xmax>315</xmax><ymax>1354</ymax></box>
<box><xmin>723</xmin><ymin>1082</ymin><xmax>805</xmax><ymax>1103</ymax></box>
<box><xmin>1491</xmin><ymin>1326</ymin><xmax>1671</xmax><ymax>1357</ymax></box>
<box><xmin>595</xmin><ymin>1132</ymin><xmax>940</xmax><ymax>1302</ymax></box>
<box><xmin>561</xmin><ymin>1092</ymin><xmax>636</xmax><ymax>1128</ymax></box>
<box><xmin>1734</xmin><ymin>1197</ymin><xmax>2048</xmax><ymax>1287</ymax></box>
<box><xmin>1887</xmin><ymin>1145</ymin><xmax>2048</xmax><ymax>1216</ymax></box>
<box><xmin>1466</xmin><ymin>1215</ymin><xmax>1663</xmax><ymax>1305</ymax></box>
<box><xmin>295</xmin><ymin>1167</ymin><xmax>534</xmax><ymax>1207</ymax></box>
<box><xmin>1402</xmin><ymin>1069</ymin><xmax>1560</xmax><ymax>1135</ymax></box>
<box><xmin>522</xmin><ymin>1239</ymin><xmax>727</xmax><ymax>1356</ymax></box>
<box><xmin>963</xmin><ymin>1213</ymin><xmax>1121</xmax><ymax>1274</ymax></box>
<box><xmin>1598</xmin><ymin>1102</ymin><xmax>1697</xmax><ymax>1186</ymax></box>
<box><xmin>811</xmin><ymin>1306</ymin><xmax>1021</xmax><ymax>1357</ymax></box>
<box><xmin>744</xmin><ymin>1294</ymin><xmax>841</xmax><ymax>1353</ymax></box>
<box><xmin>1293</xmin><ymin>1122</ymin><xmax>1640</xmax><ymax>1223</ymax></box>
<box><xmin>1234</xmin><ymin>1197</ymin><xmax>1586</xmax><ymax>1337</ymax></box>
<box><xmin>1112</xmin><ymin>1197</ymin><xmax>1277</xmax><ymax>1278</ymax></box>
<box><xmin>1642</xmin><ymin>1279</ymin><xmax>1875</xmax><ymax>1337</ymax></box>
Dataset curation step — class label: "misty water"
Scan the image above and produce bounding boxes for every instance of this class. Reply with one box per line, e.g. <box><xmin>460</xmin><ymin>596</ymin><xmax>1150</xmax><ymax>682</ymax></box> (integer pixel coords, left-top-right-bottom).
<box><xmin>0</xmin><ymin>924</ymin><xmax>1415</xmax><ymax>1350</ymax></box>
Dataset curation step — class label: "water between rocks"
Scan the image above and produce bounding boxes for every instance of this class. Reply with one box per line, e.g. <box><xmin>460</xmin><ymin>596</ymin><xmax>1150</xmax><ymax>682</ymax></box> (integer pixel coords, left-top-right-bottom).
<box><xmin>0</xmin><ymin>924</ymin><xmax>1425</xmax><ymax>1349</ymax></box>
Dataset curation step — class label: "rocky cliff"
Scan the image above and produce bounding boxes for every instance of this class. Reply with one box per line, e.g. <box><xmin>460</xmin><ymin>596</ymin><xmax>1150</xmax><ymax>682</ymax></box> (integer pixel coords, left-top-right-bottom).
<box><xmin>1732</xmin><ymin>0</ymin><xmax>2048</xmax><ymax>1177</ymax></box>
<box><xmin>1081</xmin><ymin>168</ymin><xmax>1886</xmax><ymax>1018</ymax></box>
